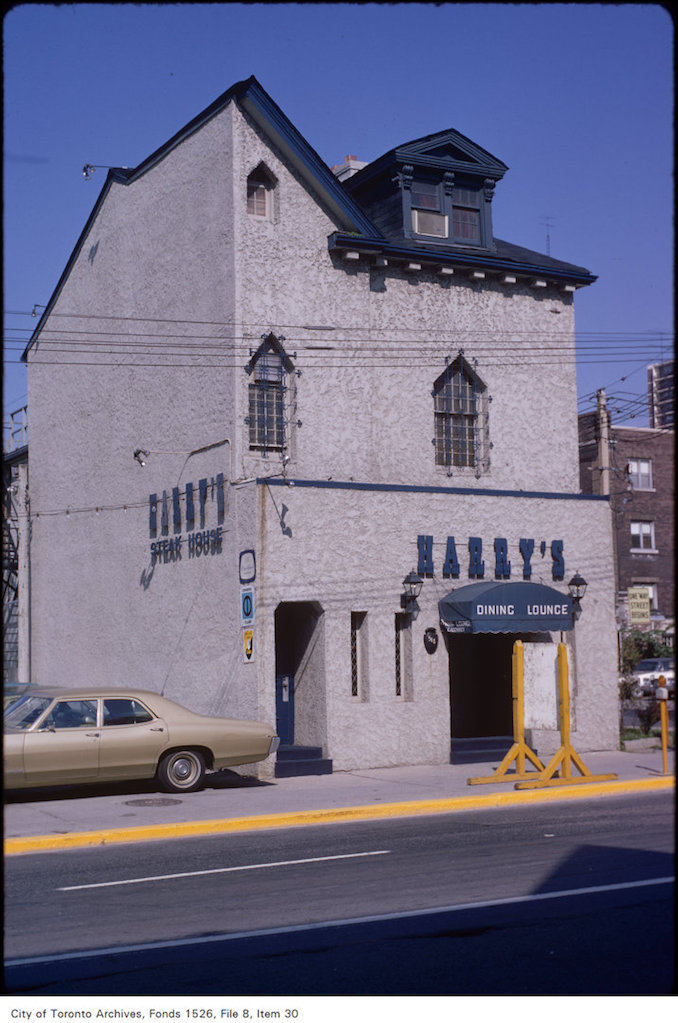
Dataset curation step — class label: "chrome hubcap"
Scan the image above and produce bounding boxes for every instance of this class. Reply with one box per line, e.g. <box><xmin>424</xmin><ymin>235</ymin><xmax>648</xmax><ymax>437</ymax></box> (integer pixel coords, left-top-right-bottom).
<box><xmin>173</xmin><ymin>757</ymin><xmax>193</xmax><ymax>780</ymax></box>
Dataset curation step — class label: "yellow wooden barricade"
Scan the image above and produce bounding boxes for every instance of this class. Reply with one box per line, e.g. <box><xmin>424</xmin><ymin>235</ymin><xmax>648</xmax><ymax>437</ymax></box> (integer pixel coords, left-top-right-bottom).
<box><xmin>515</xmin><ymin>643</ymin><xmax>617</xmax><ymax>789</ymax></box>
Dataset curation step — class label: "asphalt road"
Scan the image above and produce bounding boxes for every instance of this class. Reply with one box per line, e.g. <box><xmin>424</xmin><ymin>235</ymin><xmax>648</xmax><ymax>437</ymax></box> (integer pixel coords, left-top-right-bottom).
<box><xmin>4</xmin><ymin>791</ymin><xmax>675</xmax><ymax>995</ymax></box>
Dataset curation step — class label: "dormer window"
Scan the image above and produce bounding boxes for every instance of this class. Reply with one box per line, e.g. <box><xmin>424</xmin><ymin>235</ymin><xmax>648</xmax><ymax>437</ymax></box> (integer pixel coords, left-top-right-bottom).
<box><xmin>342</xmin><ymin>129</ymin><xmax>506</xmax><ymax>254</ymax></box>
<box><xmin>403</xmin><ymin>168</ymin><xmax>491</xmax><ymax>247</ymax></box>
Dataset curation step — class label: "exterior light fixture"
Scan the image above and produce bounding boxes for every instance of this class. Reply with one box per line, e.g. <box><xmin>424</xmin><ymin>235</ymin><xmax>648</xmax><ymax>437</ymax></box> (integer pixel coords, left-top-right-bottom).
<box><xmin>401</xmin><ymin>570</ymin><xmax>424</xmax><ymax>616</ymax></box>
<box><xmin>134</xmin><ymin>449</ymin><xmax>149</xmax><ymax>467</ymax></box>
<box><xmin>568</xmin><ymin>571</ymin><xmax>588</xmax><ymax>621</ymax></box>
<box><xmin>83</xmin><ymin>163</ymin><xmax>127</xmax><ymax>181</ymax></box>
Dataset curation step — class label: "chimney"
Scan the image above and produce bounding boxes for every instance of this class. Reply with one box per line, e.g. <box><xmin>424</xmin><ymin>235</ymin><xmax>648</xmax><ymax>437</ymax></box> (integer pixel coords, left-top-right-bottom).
<box><xmin>331</xmin><ymin>154</ymin><xmax>368</xmax><ymax>182</ymax></box>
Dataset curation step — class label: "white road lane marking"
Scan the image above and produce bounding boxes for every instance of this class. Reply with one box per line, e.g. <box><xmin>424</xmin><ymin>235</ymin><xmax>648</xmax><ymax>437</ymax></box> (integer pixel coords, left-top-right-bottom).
<box><xmin>11</xmin><ymin>875</ymin><xmax>672</xmax><ymax>967</ymax></box>
<box><xmin>57</xmin><ymin>849</ymin><xmax>392</xmax><ymax>890</ymax></box>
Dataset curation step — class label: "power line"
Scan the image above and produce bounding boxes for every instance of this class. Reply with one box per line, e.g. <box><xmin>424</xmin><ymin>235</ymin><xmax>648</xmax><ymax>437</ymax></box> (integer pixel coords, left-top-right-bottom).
<box><xmin>3</xmin><ymin>307</ymin><xmax>674</xmax><ymax>341</ymax></box>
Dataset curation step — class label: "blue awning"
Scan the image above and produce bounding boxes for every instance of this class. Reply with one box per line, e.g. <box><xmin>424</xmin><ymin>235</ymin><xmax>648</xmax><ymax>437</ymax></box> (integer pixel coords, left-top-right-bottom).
<box><xmin>438</xmin><ymin>581</ymin><xmax>573</xmax><ymax>634</ymax></box>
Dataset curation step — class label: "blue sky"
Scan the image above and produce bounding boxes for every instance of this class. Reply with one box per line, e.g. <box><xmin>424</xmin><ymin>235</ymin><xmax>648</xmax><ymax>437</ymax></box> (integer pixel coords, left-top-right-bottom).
<box><xmin>3</xmin><ymin>2</ymin><xmax>674</xmax><ymax>434</ymax></box>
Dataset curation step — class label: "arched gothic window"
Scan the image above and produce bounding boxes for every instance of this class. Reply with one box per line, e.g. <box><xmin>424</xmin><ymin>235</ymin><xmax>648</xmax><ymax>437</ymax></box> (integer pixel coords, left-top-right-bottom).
<box><xmin>246</xmin><ymin>334</ymin><xmax>293</xmax><ymax>453</ymax></box>
<box><xmin>433</xmin><ymin>354</ymin><xmax>489</xmax><ymax>474</ymax></box>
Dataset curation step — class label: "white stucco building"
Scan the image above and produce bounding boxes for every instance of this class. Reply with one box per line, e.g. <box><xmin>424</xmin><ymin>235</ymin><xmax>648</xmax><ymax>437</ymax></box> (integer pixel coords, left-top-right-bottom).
<box><xmin>22</xmin><ymin>77</ymin><xmax>619</xmax><ymax>777</ymax></box>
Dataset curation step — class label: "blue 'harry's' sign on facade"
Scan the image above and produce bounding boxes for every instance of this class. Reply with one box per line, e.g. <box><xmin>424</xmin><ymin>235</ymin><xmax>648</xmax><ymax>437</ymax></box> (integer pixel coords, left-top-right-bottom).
<box><xmin>148</xmin><ymin>475</ymin><xmax>225</xmax><ymax>564</ymax></box>
<box><xmin>417</xmin><ymin>534</ymin><xmax>565</xmax><ymax>581</ymax></box>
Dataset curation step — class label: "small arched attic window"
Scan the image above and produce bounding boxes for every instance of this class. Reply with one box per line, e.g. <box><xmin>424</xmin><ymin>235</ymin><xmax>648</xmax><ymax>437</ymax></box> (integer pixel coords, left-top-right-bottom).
<box><xmin>247</xmin><ymin>162</ymin><xmax>277</xmax><ymax>219</ymax></box>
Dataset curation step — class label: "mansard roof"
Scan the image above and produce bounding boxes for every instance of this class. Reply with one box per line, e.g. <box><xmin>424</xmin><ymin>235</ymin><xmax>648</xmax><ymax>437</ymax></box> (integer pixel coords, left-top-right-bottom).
<box><xmin>328</xmin><ymin>230</ymin><xmax>596</xmax><ymax>285</ymax></box>
<box><xmin>338</xmin><ymin>127</ymin><xmax>595</xmax><ymax>286</ymax></box>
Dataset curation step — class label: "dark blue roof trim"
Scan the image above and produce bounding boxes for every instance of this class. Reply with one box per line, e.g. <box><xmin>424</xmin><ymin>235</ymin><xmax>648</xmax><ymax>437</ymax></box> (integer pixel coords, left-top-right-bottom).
<box><xmin>347</xmin><ymin>128</ymin><xmax>509</xmax><ymax>190</ymax></box>
<box><xmin>23</xmin><ymin>77</ymin><xmax>378</xmax><ymax>360</ymax></box>
<box><xmin>259</xmin><ymin>477</ymin><xmax>609</xmax><ymax>502</ymax></box>
<box><xmin>121</xmin><ymin>77</ymin><xmax>377</xmax><ymax>236</ymax></box>
<box><xmin>328</xmin><ymin>233</ymin><xmax>596</xmax><ymax>285</ymax></box>
<box><xmin>239</xmin><ymin>81</ymin><xmax>377</xmax><ymax>237</ymax></box>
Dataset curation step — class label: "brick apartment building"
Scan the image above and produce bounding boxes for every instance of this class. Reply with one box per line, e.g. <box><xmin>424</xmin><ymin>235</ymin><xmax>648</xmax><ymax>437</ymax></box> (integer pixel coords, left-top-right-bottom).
<box><xmin>579</xmin><ymin>389</ymin><xmax>674</xmax><ymax>640</ymax></box>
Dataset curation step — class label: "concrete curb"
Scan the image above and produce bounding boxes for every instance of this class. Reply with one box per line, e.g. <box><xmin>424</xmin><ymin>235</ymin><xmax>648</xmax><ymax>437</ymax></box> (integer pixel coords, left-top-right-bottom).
<box><xmin>5</xmin><ymin>775</ymin><xmax>674</xmax><ymax>856</ymax></box>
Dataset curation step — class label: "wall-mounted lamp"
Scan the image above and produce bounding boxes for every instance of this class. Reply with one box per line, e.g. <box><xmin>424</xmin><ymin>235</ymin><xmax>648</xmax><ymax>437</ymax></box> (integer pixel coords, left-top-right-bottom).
<box><xmin>83</xmin><ymin>163</ymin><xmax>128</xmax><ymax>181</ymax></box>
<box><xmin>568</xmin><ymin>571</ymin><xmax>588</xmax><ymax>621</ymax></box>
<box><xmin>401</xmin><ymin>570</ymin><xmax>423</xmax><ymax>617</ymax></box>
<box><xmin>132</xmin><ymin>437</ymin><xmax>233</xmax><ymax>479</ymax></box>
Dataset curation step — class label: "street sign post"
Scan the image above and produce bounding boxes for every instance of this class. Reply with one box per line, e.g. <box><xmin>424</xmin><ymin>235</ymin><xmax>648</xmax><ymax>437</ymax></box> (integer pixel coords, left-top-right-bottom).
<box><xmin>628</xmin><ymin>586</ymin><xmax>651</xmax><ymax>625</ymax></box>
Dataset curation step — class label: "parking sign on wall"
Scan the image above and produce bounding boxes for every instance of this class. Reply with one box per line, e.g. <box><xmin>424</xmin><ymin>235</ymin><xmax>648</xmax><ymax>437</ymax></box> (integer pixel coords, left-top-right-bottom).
<box><xmin>243</xmin><ymin>628</ymin><xmax>254</xmax><ymax>662</ymax></box>
<box><xmin>241</xmin><ymin>587</ymin><xmax>254</xmax><ymax>625</ymax></box>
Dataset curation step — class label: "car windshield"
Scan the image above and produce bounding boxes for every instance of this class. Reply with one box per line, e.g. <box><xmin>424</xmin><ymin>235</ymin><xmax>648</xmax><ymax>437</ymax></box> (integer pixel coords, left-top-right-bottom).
<box><xmin>635</xmin><ymin>660</ymin><xmax>661</xmax><ymax>671</ymax></box>
<box><xmin>4</xmin><ymin>696</ymin><xmax>53</xmax><ymax>730</ymax></box>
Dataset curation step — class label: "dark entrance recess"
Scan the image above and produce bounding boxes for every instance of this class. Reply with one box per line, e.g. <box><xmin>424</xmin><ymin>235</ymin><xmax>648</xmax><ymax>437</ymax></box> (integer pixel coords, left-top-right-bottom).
<box><xmin>274</xmin><ymin>601</ymin><xmax>332</xmax><ymax>777</ymax></box>
<box><xmin>448</xmin><ymin>633</ymin><xmax>515</xmax><ymax>764</ymax></box>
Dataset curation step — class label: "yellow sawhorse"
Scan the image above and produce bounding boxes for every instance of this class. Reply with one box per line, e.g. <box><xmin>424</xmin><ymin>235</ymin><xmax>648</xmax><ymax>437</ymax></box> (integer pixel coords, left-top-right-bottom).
<box><xmin>515</xmin><ymin>643</ymin><xmax>617</xmax><ymax>790</ymax></box>
<box><xmin>468</xmin><ymin>639</ymin><xmax>545</xmax><ymax>785</ymax></box>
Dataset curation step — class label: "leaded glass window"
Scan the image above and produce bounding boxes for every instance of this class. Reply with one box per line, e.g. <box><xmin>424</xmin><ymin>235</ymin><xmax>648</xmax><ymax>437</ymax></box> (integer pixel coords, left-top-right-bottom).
<box><xmin>433</xmin><ymin>356</ymin><xmax>489</xmax><ymax>473</ymax></box>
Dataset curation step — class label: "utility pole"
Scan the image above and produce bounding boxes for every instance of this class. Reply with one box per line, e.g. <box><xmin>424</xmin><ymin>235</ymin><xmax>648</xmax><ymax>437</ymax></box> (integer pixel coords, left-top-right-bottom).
<box><xmin>596</xmin><ymin>388</ymin><xmax>611</xmax><ymax>496</ymax></box>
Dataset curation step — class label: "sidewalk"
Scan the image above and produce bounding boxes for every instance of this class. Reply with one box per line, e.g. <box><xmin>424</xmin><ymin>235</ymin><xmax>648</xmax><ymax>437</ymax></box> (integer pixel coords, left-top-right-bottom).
<box><xmin>4</xmin><ymin>747</ymin><xmax>674</xmax><ymax>855</ymax></box>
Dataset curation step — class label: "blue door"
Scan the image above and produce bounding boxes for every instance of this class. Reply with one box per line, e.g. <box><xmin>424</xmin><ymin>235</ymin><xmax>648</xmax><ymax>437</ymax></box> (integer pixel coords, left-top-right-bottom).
<box><xmin>276</xmin><ymin>674</ymin><xmax>294</xmax><ymax>745</ymax></box>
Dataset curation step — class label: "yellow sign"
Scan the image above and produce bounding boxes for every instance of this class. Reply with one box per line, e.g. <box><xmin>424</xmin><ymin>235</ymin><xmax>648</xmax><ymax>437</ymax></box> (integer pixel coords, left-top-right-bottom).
<box><xmin>628</xmin><ymin>587</ymin><xmax>651</xmax><ymax>625</ymax></box>
<box><xmin>243</xmin><ymin>628</ymin><xmax>254</xmax><ymax>662</ymax></box>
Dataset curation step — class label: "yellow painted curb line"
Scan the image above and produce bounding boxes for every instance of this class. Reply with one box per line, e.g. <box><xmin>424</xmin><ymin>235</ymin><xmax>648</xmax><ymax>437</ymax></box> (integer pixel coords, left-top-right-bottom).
<box><xmin>5</xmin><ymin>776</ymin><xmax>673</xmax><ymax>856</ymax></box>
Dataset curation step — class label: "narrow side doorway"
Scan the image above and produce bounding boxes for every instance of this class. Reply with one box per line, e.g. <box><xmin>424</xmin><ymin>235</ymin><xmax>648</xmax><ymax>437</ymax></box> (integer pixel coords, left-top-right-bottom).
<box><xmin>274</xmin><ymin>601</ymin><xmax>332</xmax><ymax>776</ymax></box>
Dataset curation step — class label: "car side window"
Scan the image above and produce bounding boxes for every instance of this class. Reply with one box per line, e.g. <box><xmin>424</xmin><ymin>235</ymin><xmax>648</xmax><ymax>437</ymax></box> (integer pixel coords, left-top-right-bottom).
<box><xmin>45</xmin><ymin>700</ymin><xmax>98</xmax><ymax>729</ymax></box>
<box><xmin>103</xmin><ymin>699</ymin><xmax>154</xmax><ymax>726</ymax></box>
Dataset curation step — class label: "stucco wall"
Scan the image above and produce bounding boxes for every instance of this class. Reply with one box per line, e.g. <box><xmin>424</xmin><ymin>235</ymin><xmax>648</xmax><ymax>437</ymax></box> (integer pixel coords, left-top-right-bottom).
<box><xmin>253</xmin><ymin>481</ymin><xmax>619</xmax><ymax>770</ymax></box>
<box><xmin>26</xmin><ymin>104</ymin><xmax>244</xmax><ymax>707</ymax></box>
<box><xmin>229</xmin><ymin>109</ymin><xmax>580</xmax><ymax>497</ymax></box>
<box><xmin>24</xmin><ymin>91</ymin><xmax>619</xmax><ymax>778</ymax></box>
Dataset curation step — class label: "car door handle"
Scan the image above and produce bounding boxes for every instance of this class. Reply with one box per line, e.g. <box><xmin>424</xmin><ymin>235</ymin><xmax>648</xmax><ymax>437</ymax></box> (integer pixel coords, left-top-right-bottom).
<box><xmin>150</xmin><ymin>727</ymin><xmax>165</xmax><ymax>732</ymax></box>
<box><xmin>86</xmin><ymin>732</ymin><xmax>100</xmax><ymax>737</ymax></box>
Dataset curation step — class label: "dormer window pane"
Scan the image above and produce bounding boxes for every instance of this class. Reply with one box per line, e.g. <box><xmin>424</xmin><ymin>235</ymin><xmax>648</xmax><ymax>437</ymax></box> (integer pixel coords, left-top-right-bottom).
<box><xmin>452</xmin><ymin>187</ymin><xmax>480</xmax><ymax>243</ymax></box>
<box><xmin>452</xmin><ymin>207</ymin><xmax>480</xmax><ymax>242</ymax></box>
<box><xmin>412</xmin><ymin>209</ymin><xmax>448</xmax><ymax>238</ymax></box>
<box><xmin>411</xmin><ymin>181</ymin><xmax>448</xmax><ymax>237</ymax></box>
<box><xmin>412</xmin><ymin>181</ymin><xmax>440</xmax><ymax>210</ymax></box>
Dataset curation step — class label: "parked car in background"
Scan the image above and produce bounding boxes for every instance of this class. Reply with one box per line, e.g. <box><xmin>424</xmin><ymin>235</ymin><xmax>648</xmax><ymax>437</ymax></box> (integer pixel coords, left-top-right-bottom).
<box><xmin>631</xmin><ymin>658</ymin><xmax>675</xmax><ymax>698</ymax></box>
<box><xmin>4</xmin><ymin>688</ymin><xmax>279</xmax><ymax>792</ymax></box>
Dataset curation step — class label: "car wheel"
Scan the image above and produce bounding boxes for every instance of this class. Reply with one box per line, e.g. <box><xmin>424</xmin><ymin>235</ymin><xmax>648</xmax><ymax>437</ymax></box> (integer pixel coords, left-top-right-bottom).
<box><xmin>157</xmin><ymin>750</ymin><xmax>206</xmax><ymax>793</ymax></box>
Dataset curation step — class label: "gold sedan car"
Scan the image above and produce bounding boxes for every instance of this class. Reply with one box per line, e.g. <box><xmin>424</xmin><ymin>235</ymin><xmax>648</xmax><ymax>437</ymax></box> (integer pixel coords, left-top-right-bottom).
<box><xmin>4</xmin><ymin>688</ymin><xmax>280</xmax><ymax>793</ymax></box>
